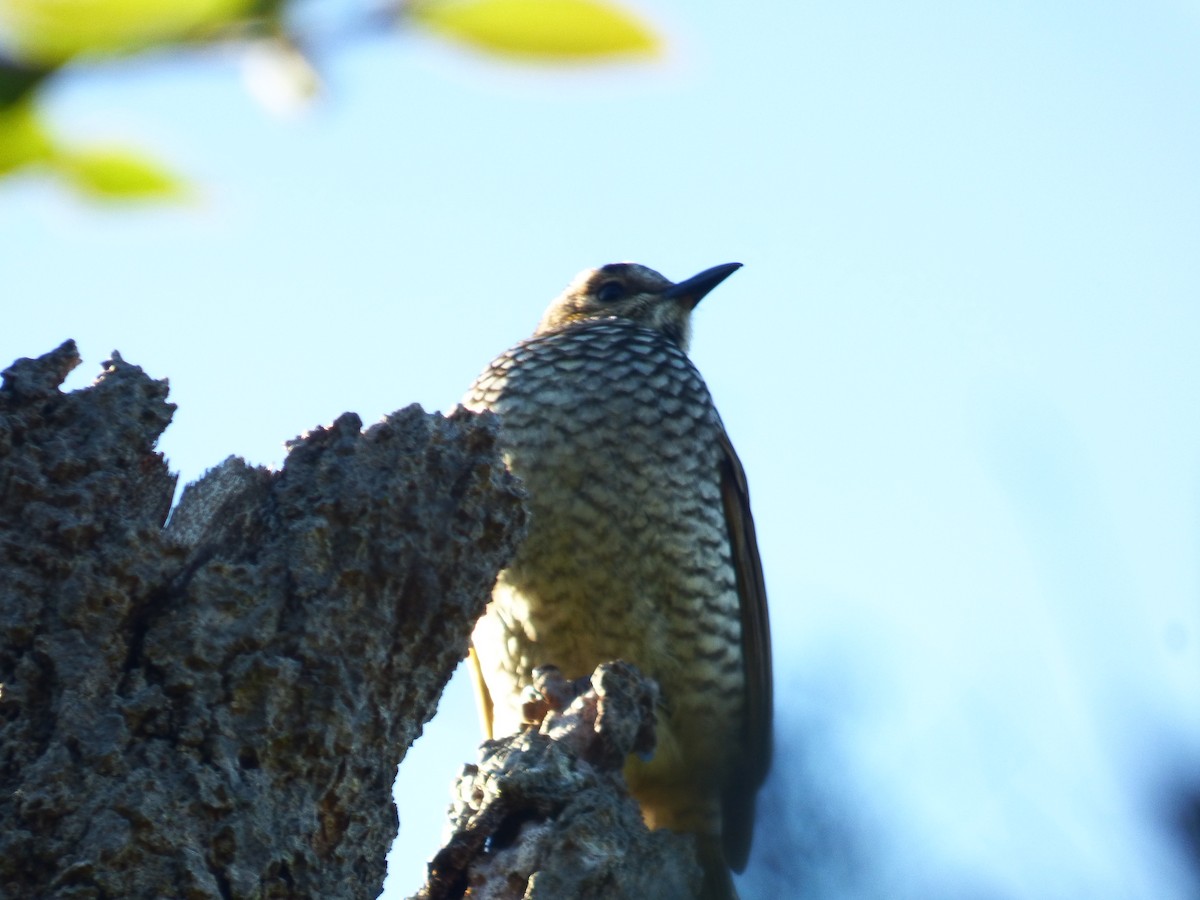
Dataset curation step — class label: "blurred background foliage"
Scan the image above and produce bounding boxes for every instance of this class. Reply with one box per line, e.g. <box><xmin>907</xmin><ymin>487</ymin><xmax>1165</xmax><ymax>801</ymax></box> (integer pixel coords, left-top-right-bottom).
<box><xmin>0</xmin><ymin>0</ymin><xmax>658</xmax><ymax>201</ymax></box>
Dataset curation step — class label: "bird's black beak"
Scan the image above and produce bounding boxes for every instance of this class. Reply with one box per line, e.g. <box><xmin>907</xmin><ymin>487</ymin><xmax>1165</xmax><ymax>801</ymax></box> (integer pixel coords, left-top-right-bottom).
<box><xmin>663</xmin><ymin>262</ymin><xmax>743</xmax><ymax>310</ymax></box>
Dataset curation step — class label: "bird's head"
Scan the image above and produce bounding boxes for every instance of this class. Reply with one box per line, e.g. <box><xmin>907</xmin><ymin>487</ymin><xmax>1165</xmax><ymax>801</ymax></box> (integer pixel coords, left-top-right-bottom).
<box><xmin>535</xmin><ymin>262</ymin><xmax>742</xmax><ymax>350</ymax></box>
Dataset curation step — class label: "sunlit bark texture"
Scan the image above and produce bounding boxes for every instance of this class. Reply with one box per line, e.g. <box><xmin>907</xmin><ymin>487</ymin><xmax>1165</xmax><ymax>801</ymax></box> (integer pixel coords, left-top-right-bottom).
<box><xmin>416</xmin><ymin>660</ymin><xmax>703</xmax><ymax>900</ymax></box>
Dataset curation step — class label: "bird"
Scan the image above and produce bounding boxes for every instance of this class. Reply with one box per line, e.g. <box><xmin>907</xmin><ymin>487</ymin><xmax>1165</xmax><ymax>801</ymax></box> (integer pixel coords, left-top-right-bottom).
<box><xmin>462</xmin><ymin>261</ymin><xmax>772</xmax><ymax>899</ymax></box>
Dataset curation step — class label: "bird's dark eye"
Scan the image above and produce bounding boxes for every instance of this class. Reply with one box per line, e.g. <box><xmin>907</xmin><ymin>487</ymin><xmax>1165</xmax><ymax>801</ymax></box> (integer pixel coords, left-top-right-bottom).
<box><xmin>595</xmin><ymin>280</ymin><xmax>625</xmax><ymax>303</ymax></box>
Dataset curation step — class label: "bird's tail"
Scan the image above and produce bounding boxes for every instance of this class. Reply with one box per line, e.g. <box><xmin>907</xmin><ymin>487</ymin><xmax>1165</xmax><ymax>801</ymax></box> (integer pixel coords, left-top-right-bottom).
<box><xmin>697</xmin><ymin>833</ymin><xmax>739</xmax><ymax>900</ymax></box>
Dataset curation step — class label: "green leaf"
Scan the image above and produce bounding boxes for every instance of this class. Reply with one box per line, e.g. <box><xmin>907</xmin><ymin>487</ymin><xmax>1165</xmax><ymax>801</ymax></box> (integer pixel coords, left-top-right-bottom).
<box><xmin>0</xmin><ymin>91</ymin><xmax>188</xmax><ymax>204</ymax></box>
<box><xmin>0</xmin><ymin>100</ymin><xmax>54</xmax><ymax>175</ymax></box>
<box><xmin>55</xmin><ymin>146</ymin><xmax>189</xmax><ymax>201</ymax></box>
<box><xmin>410</xmin><ymin>0</ymin><xmax>659</xmax><ymax>61</ymax></box>
<box><xmin>0</xmin><ymin>0</ymin><xmax>253</xmax><ymax>64</ymax></box>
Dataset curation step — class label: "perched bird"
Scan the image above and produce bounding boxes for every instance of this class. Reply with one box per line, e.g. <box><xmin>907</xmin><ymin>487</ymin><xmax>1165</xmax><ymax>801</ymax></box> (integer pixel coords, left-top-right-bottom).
<box><xmin>463</xmin><ymin>262</ymin><xmax>772</xmax><ymax>898</ymax></box>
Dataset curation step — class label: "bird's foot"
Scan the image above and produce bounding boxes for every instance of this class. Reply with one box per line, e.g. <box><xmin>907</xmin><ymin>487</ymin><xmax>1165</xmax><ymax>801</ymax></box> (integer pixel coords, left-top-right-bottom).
<box><xmin>519</xmin><ymin>664</ymin><xmax>590</xmax><ymax>728</ymax></box>
<box><xmin>533</xmin><ymin>660</ymin><xmax>659</xmax><ymax>769</ymax></box>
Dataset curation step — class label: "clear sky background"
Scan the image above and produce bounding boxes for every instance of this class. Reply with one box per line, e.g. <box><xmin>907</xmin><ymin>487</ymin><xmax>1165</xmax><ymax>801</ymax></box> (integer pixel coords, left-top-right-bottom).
<box><xmin>3</xmin><ymin>2</ymin><xmax>1199</xmax><ymax>897</ymax></box>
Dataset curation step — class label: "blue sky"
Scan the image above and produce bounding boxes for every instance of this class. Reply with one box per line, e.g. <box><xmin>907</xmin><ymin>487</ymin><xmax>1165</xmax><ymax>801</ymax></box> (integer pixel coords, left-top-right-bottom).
<box><xmin>3</xmin><ymin>2</ymin><xmax>1199</xmax><ymax>897</ymax></box>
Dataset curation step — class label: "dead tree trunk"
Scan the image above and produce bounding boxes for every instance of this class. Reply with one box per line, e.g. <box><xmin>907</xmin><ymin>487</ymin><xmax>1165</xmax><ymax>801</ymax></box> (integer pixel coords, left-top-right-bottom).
<box><xmin>0</xmin><ymin>341</ymin><xmax>526</xmax><ymax>898</ymax></box>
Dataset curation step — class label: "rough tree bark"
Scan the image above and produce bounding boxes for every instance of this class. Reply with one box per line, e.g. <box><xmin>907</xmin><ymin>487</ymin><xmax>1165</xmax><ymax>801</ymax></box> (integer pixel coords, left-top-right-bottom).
<box><xmin>0</xmin><ymin>341</ymin><xmax>706</xmax><ymax>900</ymax></box>
<box><xmin>415</xmin><ymin>661</ymin><xmax>702</xmax><ymax>900</ymax></box>
<box><xmin>0</xmin><ymin>341</ymin><xmax>527</xmax><ymax>898</ymax></box>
